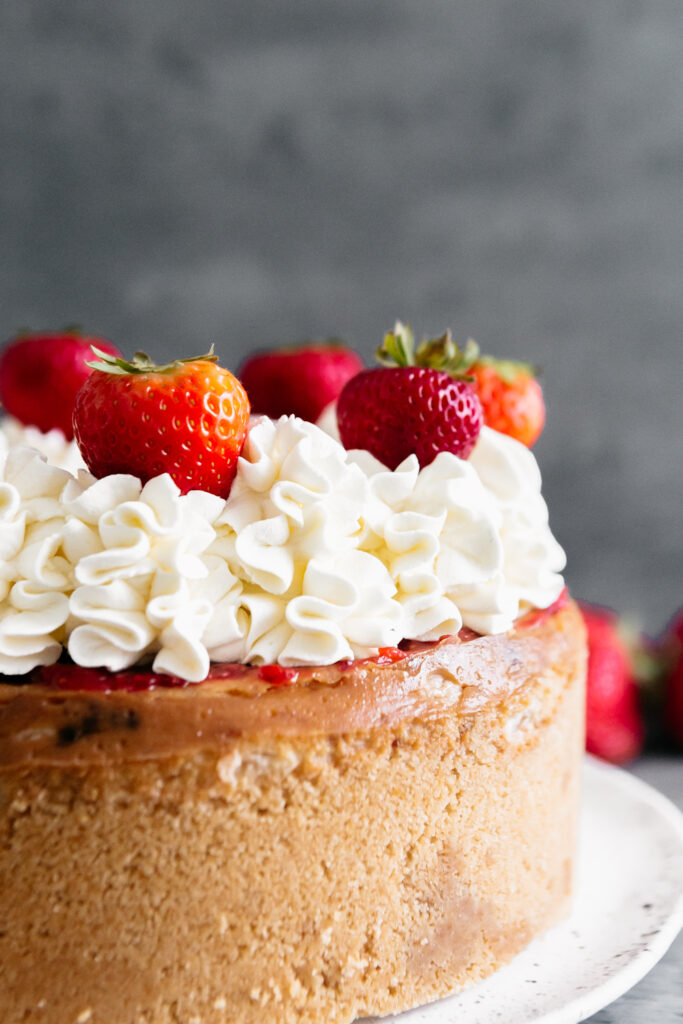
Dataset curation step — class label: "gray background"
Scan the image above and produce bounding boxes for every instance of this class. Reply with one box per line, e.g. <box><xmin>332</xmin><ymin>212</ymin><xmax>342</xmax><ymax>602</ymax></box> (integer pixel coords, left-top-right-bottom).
<box><xmin>1</xmin><ymin>0</ymin><xmax>682</xmax><ymax>634</ymax></box>
<box><xmin>1</xmin><ymin>3</ymin><xmax>683</xmax><ymax>1020</ymax></box>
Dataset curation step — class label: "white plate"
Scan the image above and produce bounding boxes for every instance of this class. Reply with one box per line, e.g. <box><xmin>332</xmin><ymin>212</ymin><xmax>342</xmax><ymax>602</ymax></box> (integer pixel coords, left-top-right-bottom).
<box><xmin>360</xmin><ymin>756</ymin><xmax>683</xmax><ymax>1024</ymax></box>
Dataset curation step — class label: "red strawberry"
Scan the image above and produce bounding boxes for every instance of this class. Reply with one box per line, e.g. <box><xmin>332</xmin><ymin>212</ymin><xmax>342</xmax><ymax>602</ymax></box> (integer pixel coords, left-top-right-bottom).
<box><xmin>239</xmin><ymin>342</ymin><xmax>364</xmax><ymax>423</ymax></box>
<box><xmin>580</xmin><ymin>603</ymin><xmax>644</xmax><ymax>764</ymax></box>
<box><xmin>662</xmin><ymin>609</ymin><xmax>683</xmax><ymax>746</ymax></box>
<box><xmin>73</xmin><ymin>348</ymin><xmax>250</xmax><ymax>497</ymax></box>
<box><xmin>336</xmin><ymin>323</ymin><xmax>483</xmax><ymax>469</ymax></box>
<box><xmin>0</xmin><ymin>329</ymin><xmax>121</xmax><ymax>439</ymax></box>
<box><xmin>469</xmin><ymin>358</ymin><xmax>545</xmax><ymax>448</ymax></box>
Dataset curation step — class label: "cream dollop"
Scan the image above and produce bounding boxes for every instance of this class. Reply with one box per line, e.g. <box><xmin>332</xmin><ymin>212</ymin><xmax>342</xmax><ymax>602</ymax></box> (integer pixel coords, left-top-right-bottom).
<box><xmin>0</xmin><ymin>446</ymin><xmax>75</xmax><ymax>673</ymax></box>
<box><xmin>0</xmin><ymin>418</ymin><xmax>86</xmax><ymax>474</ymax></box>
<box><xmin>0</xmin><ymin>417</ymin><xmax>565</xmax><ymax>680</ymax></box>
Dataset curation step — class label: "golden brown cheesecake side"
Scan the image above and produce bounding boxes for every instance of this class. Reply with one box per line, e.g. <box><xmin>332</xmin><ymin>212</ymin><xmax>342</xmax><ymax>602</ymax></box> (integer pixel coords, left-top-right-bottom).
<box><xmin>0</xmin><ymin>600</ymin><xmax>586</xmax><ymax>1024</ymax></box>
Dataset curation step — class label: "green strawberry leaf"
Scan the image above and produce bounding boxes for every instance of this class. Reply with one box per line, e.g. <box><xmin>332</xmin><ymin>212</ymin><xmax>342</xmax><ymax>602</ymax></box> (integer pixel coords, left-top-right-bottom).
<box><xmin>376</xmin><ymin>322</ymin><xmax>479</xmax><ymax>379</ymax></box>
<box><xmin>376</xmin><ymin>321</ymin><xmax>416</xmax><ymax>367</ymax></box>
<box><xmin>86</xmin><ymin>344</ymin><xmax>218</xmax><ymax>375</ymax></box>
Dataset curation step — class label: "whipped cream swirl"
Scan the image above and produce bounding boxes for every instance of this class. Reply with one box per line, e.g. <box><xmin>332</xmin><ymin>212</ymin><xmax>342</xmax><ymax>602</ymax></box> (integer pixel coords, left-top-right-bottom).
<box><xmin>0</xmin><ymin>417</ymin><xmax>565</xmax><ymax>680</ymax></box>
<box><xmin>0</xmin><ymin>418</ymin><xmax>86</xmax><ymax>474</ymax></box>
<box><xmin>0</xmin><ymin>447</ymin><xmax>75</xmax><ymax>673</ymax></box>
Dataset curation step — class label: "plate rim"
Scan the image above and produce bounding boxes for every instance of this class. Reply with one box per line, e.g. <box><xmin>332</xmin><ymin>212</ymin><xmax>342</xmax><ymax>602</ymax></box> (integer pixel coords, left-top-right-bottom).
<box><xmin>544</xmin><ymin>756</ymin><xmax>683</xmax><ymax>1024</ymax></box>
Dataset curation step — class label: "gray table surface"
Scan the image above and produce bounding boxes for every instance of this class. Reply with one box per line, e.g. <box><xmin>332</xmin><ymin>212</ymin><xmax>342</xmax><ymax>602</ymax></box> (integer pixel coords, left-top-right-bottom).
<box><xmin>584</xmin><ymin>757</ymin><xmax>683</xmax><ymax>1023</ymax></box>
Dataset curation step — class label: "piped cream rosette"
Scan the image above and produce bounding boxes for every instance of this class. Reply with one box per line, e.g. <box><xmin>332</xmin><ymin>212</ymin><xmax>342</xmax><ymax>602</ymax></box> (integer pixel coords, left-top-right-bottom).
<box><xmin>0</xmin><ymin>417</ymin><xmax>86</xmax><ymax>475</ymax></box>
<box><xmin>0</xmin><ymin>416</ymin><xmax>565</xmax><ymax>681</ymax></box>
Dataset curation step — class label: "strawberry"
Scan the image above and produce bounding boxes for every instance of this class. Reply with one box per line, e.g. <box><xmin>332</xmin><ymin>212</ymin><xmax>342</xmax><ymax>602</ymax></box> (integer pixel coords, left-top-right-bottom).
<box><xmin>73</xmin><ymin>348</ymin><xmax>250</xmax><ymax>497</ymax></box>
<box><xmin>469</xmin><ymin>358</ymin><xmax>545</xmax><ymax>448</ymax></box>
<box><xmin>0</xmin><ymin>329</ymin><xmax>121</xmax><ymax>439</ymax></box>
<box><xmin>239</xmin><ymin>342</ymin><xmax>364</xmax><ymax>423</ymax></box>
<box><xmin>580</xmin><ymin>602</ymin><xmax>644</xmax><ymax>764</ymax></box>
<box><xmin>662</xmin><ymin>609</ymin><xmax>683</xmax><ymax>746</ymax></box>
<box><xmin>336</xmin><ymin>323</ymin><xmax>483</xmax><ymax>470</ymax></box>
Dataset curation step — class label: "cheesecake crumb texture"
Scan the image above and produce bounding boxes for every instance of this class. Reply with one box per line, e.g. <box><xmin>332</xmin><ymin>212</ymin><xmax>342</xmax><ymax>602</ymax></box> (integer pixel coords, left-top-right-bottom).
<box><xmin>0</xmin><ymin>608</ymin><xmax>585</xmax><ymax>1024</ymax></box>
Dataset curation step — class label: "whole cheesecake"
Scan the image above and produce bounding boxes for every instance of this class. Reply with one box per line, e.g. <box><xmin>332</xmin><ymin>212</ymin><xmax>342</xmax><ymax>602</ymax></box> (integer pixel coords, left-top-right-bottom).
<box><xmin>0</xmin><ymin>597</ymin><xmax>586</xmax><ymax>1024</ymax></box>
<box><xmin>0</xmin><ymin>329</ymin><xmax>581</xmax><ymax>1023</ymax></box>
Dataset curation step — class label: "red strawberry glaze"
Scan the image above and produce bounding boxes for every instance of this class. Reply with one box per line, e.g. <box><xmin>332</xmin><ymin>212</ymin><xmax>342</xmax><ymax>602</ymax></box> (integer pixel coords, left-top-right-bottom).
<box><xmin>336</xmin><ymin>646</ymin><xmax>409</xmax><ymax>672</ymax></box>
<box><xmin>258</xmin><ymin>665</ymin><xmax>300</xmax><ymax>686</ymax></box>
<box><xmin>516</xmin><ymin>588</ymin><xmax>569</xmax><ymax>630</ymax></box>
<box><xmin>16</xmin><ymin>596</ymin><xmax>570</xmax><ymax>695</ymax></box>
<box><xmin>376</xmin><ymin>646</ymin><xmax>407</xmax><ymax>665</ymax></box>
<box><xmin>36</xmin><ymin>661</ymin><xmax>249</xmax><ymax>694</ymax></box>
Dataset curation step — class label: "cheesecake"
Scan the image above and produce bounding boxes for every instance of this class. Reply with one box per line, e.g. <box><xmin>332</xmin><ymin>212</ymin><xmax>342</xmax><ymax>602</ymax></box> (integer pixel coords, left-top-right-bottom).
<box><xmin>0</xmin><ymin>332</ymin><xmax>584</xmax><ymax>1023</ymax></box>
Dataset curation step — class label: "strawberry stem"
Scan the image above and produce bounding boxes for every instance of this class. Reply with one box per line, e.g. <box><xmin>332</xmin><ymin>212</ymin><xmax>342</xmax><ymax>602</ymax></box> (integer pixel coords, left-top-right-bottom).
<box><xmin>376</xmin><ymin>321</ymin><xmax>479</xmax><ymax>379</ymax></box>
<box><xmin>87</xmin><ymin>344</ymin><xmax>218</xmax><ymax>376</ymax></box>
<box><xmin>376</xmin><ymin>322</ymin><xmax>417</xmax><ymax>367</ymax></box>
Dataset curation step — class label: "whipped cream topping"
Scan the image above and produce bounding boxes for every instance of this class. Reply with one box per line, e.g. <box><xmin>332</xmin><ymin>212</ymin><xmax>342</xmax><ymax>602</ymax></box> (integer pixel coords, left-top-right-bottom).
<box><xmin>0</xmin><ymin>447</ymin><xmax>75</xmax><ymax>673</ymax></box>
<box><xmin>315</xmin><ymin>401</ymin><xmax>341</xmax><ymax>443</ymax></box>
<box><xmin>0</xmin><ymin>417</ymin><xmax>565</xmax><ymax>681</ymax></box>
<box><xmin>0</xmin><ymin>418</ymin><xmax>86</xmax><ymax>474</ymax></box>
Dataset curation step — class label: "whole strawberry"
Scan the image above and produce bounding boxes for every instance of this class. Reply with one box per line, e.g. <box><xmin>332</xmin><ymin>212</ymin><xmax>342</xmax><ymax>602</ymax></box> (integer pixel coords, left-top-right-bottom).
<box><xmin>662</xmin><ymin>609</ymin><xmax>683</xmax><ymax>746</ymax></box>
<box><xmin>239</xmin><ymin>342</ymin><xmax>364</xmax><ymax>423</ymax></box>
<box><xmin>469</xmin><ymin>357</ymin><xmax>545</xmax><ymax>448</ymax></box>
<box><xmin>337</xmin><ymin>323</ymin><xmax>483</xmax><ymax>469</ymax></box>
<box><xmin>73</xmin><ymin>348</ymin><xmax>250</xmax><ymax>497</ymax></box>
<box><xmin>580</xmin><ymin>603</ymin><xmax>644</xmax><ymax>764</ymax></box>
<box><xmin>0</xmin><ymin>329</ymin><xmax>121</xmax><ymax>439</ymax></box>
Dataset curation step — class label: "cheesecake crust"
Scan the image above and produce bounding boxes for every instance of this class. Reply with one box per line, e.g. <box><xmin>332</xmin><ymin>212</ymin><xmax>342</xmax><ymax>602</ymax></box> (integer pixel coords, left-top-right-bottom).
<box><xmin>1</xmin><ymin>601</ymin><xmax>578</xmax><ymax>767</ymax></box>
<box><xmin>0</xmin><ymin>601</ymin><xmax>586</xmax><ymax>1024</ymax></box>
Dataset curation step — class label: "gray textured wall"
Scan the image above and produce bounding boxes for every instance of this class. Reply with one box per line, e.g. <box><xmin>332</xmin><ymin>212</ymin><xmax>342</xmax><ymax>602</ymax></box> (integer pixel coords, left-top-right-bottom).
<box><xmin>1</xmin><ymin>1</ymin><xmax>681</xmax><ymax>630</ymax></box>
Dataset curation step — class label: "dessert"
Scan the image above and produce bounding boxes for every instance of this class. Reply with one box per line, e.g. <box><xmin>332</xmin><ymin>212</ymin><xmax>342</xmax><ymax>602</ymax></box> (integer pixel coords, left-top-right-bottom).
<box><xmin>0</xmin><ymin>329</ymin><xmax>585</xmax><ymax>1024</ymax></box>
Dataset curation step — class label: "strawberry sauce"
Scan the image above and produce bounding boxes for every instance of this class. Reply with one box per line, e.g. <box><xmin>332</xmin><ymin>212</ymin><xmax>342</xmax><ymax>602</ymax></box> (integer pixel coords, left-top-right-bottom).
<box><xmin>516</xmin><ymin>587</ymin><xmax>569</xmax><ymax>629</ymax></box>
<box><xmin>35</xmin><ymin>661</ymin><xmax>248</xmax><ymax>694</ymax></box>
<box><xmin>257</xmin><ymin>665</ymin><xmax>300</xmax><ymax>686</ymax></box>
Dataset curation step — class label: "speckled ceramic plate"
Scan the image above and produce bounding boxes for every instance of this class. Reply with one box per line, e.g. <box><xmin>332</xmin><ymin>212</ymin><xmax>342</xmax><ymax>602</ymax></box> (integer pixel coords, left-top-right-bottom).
<box><xmin>360</xmin><ymin>756</ymin><xmax>683</xmax><ymax>1024</ymax></box>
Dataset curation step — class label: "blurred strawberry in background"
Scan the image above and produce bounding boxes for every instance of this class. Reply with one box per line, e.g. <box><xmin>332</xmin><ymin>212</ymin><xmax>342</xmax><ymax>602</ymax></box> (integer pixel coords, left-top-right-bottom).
<box><xmin>580</xmin><ymin>602</ymin><xmax>645</xmax><ymax>765</ymax></box>
<box><xmin>469</xmin><ymin>356</ymin><xmax>545</xmax><ymax>448</ymax></box>
<box><xmin>0</xmin><ymin>328</ymin><xmax>121</xmax><ymax>439</ymax></box>
<box><xmin>239</xmin><ymin>341</ymin><xmax>364</xmax><ymax>423</ymax></box>
<box><xmin>662</xmin><ymin>609</ymin><xmax>683</xmax><ymax>747</ymax></box>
